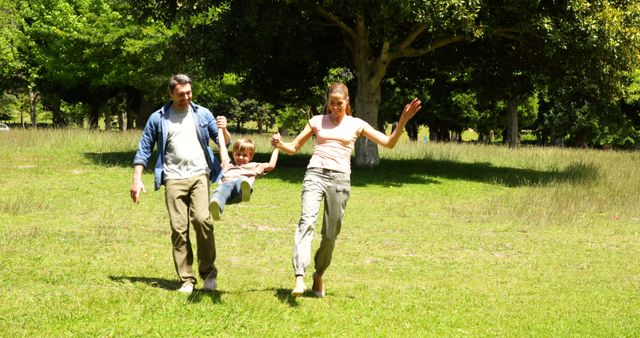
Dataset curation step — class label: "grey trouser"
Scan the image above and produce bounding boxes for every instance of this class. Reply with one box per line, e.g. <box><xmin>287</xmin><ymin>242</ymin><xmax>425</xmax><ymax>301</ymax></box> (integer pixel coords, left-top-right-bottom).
<box><xmin>292</xmin><ymin>168</ymin><xmax>351</xmax><ymax>276</ymax></box>
<box><xmin>165</xmin><ymin>174</ymin><xmax>217</xmax><ymax>284</ymax></box>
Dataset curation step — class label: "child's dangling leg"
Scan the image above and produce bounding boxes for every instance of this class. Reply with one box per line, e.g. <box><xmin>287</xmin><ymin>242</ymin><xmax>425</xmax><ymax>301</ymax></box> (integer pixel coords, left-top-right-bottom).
<box><xmin>241</xmin><ymin>178</ymin><xmax>252</xmax><ymax>202</ymax></box>
<box><xmin>209</xmin><ymin>181</ymin><xmax>234</xmax><ymax>221</ymax></box>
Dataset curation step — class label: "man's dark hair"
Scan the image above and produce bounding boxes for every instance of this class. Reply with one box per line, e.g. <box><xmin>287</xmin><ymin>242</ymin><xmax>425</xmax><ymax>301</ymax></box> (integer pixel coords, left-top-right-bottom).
<box><xmin>168</xmin><ymin>74</ymin><xmax>192</xmax><ymax>93</ymax></box>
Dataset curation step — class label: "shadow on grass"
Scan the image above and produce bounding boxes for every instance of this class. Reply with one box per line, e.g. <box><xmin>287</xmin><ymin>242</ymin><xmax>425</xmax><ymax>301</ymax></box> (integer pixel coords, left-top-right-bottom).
<box><xmin>272</xmin><ymin>287</ymin><xmax>354</xmax><ymax>305</ymax></box>
<box><xmin>109</xmin><ymin>275</ymin><xmax>223</xmax><ymax>303</ymax></box>
<box><xmin>266</xmin><ymin>155</ymin><xmax>598</xmax><ymax>188</ymax></box>
<box><xmin>109</xmin><ymin>275</ymin><xmax>178</xmax><ymax>291</ymax></box>
<box><xmin>188</xmin><ymin>289</ymin><xmax>222</xmax><ymax>304</ymax></box>
<box><xmin>86</xmin><ymin>151</ymin><xmax>598</xmax><ymax>188</ymax></box>
<box><xmin>274</xmin><ymin>288</ymin><xmax>299</xmax><ymax>307</ymax></box>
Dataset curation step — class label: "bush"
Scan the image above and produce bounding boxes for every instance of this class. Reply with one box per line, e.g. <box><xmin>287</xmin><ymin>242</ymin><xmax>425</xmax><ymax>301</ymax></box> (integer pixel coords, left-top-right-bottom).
<box><xmin>275</xmin><ymin>106</ymin><xmax>309</xmax><ymax>135</ymax></box>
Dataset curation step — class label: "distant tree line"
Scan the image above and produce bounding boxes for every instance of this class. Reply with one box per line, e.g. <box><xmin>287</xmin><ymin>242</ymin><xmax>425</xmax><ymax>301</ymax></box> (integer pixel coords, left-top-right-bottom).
<box><xmin>1</xmin><ymin>1</ymin><xmax>639</xmax><ymax>161</ymax></box>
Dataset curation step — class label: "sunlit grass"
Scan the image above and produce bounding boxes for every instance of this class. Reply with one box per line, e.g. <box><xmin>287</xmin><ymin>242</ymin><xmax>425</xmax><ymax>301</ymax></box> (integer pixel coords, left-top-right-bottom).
<box><xmin>0</xmin><ymin>129</ymin><xmax>639</xmax><ymax>336</ymax></box>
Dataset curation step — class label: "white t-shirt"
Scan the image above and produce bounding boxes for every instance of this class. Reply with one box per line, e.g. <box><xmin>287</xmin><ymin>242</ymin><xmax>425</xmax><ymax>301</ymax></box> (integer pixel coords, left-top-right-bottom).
<box><xmin>163</xmin><ymin>106</ymin><xmax>209</xmax><ymax>180</ymax></box>
<box><xmin>307</xmin><ymin>114</ymin><xmax>369</xmax><ymax>174</ymax></box>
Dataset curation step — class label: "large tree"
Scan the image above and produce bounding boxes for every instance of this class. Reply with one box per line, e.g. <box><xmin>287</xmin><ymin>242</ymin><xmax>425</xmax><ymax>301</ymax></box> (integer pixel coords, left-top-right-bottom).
<box><xmin>0</xmin><ymin>0</ymin><xmax>40</xmax><ymax>126</ymax></box>
<box><xmin>312</xmin><ymin>2</ymin><xmax>481</xmax><ymax>165</ymax></box>
<box><xmin>204</xmin><ymin>1</ymin><xmax>482</xmax><ymax>166</ymax></box>
<box><xmin>0</xmin><ymin>0</ymin><xmax>26</xmax><ymax>84</ymax></box>
<box><xmin>178</xmin><ymin>0</ymin><xmax>639</xmax><ymax>165</ymax></box>
<box><xmin>21</xmin><ymin>0</ymin><xmax>174</xmax><ymax>128</ymax></box>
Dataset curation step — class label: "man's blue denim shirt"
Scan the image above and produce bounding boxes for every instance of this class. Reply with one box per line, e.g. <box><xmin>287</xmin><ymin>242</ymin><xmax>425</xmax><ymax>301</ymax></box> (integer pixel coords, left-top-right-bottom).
<box><xmin>132</xmin><ymin>101</ymin><xmax>225</xmax><ymax>190</ymax></box>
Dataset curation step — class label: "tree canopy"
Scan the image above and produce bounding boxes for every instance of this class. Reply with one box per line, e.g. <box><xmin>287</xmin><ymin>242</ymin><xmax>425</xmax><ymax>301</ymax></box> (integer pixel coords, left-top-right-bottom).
<box><xmin>184</xmin><ymin>0</ymin><xmax>640</xmax><ymax>159</ymax></box>
<box><xmin>1</xmin><ymin>0</ymin><xmax>639</xmax><ymax>151</ymax></box>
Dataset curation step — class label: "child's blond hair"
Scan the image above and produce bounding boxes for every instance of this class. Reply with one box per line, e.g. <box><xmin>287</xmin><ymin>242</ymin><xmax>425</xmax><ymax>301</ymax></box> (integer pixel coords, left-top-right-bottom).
<box><xmin>232</xmin><ymin>138</ymin><xmax>255</xmax><ymax>157</ymax></box>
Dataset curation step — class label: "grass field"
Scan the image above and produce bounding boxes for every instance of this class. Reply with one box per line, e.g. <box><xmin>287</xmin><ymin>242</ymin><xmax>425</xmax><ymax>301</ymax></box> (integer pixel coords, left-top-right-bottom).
<box><xmin>1</xmin><ymin>128</ymin><xmax>639</xmax><ymax>337</ymax></box>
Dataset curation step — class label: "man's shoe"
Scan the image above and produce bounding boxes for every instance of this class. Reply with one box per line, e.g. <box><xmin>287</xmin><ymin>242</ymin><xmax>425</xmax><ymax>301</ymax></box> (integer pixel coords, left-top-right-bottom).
<box><xmin>203</xmin><ymin>277</ymin><xmax>217</xmax><ymax>291</ymax></box>
<box><xmin>178</xmin><ymin>281</ymin><xmax>194</xmax><ymax>294</ymax></box>
<box><xmin>209</xmin><ymin>198</ymin><xmax>221</xmax><ymax>221</ymax></box>
<box><xmin>241</xmin><ymin>179</ymin><xmax>251</xmax><ymax>202</ymax></box>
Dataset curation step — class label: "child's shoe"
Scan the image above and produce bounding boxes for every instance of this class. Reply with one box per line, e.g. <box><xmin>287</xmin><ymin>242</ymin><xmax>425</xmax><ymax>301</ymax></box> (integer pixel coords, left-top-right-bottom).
<box><xmin>209</xmin><ymin>198</ymin><xmax>221</xmax><ymax>221</ymax></box>
<box><xmin>241</xmin><ymin>179</ymin><xmax>251</xmax><ymax>202</ymax></box>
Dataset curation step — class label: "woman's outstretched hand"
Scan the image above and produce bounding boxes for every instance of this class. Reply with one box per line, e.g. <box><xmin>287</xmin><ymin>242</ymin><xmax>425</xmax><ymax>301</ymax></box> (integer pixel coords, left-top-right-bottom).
<box><xmin>400</xmin><ymin>98</ymin><xmax>422</xmax><ymax>124</ymax></box>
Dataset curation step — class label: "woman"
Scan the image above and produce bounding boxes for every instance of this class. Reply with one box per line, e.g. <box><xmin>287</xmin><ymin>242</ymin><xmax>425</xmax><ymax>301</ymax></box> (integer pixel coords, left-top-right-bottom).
<box><xmin>271</xmin><ymin>82</ymin><xmax>422</xmax><ymax>297</ymax></box>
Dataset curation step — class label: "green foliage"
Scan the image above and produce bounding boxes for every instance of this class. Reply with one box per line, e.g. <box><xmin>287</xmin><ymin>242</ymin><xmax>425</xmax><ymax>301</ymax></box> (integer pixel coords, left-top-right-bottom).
<box><xmin>275</xmin><ymin>106</ymin><xmax>310</xmax><ymax>134</ymax></box>
<box><xmin>0</xmin><ymin>0</ymin><xmax>27</xmax><ymax>84</ymax></box>
<box><xmin>517</xmin><ymin>93</ymin><xmax>539</xmax><ymax>129</ymax></box>
<box><xmin>0</xmin><ymin>92</ymin><xmax>20</xmax><ymax>121</ymax></box>
<box><xmin>196</xmin><ymin>73</ymin><xmax>243</xmax><ymax>109</ymax></box>
<box><xmin>18</xmin><ymin>0</ymin><xmax>175</xmax><ymax>126</ymax></box>
<box><xmin>624</xmin><ymin>69</ymin><xmax>640</xmax><ymax>104</ymax></box>
<box><xmin>533</xmin><ymin>1</ymin><xmax>640</xmax><ymax>147</ymax></box>
<box><xmin>450</xmin><ymin>91</ymin><xmax>480</xmax><ymax>126</ymax></box>
<box><xmin>238</xmin><ymin>99</ymin><xmax>275</xmax><ymax>133</ymax></box>
<box><xmin>60</xmin><ymin>101</ymin><xmax>89</xmax><ymax>127</ymax></box>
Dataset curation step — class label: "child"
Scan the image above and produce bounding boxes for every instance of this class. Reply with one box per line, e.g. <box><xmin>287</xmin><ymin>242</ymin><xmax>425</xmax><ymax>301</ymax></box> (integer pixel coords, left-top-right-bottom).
<box><xmin>209</xmin><ymin>128</ymin><xmax>279</xmax><ymax>220</ymax></box>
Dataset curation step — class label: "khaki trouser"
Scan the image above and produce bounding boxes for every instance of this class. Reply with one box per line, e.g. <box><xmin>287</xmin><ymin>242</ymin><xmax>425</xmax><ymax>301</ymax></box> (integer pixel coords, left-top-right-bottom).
<box><xmin>165</xmin><ymin>174</ymin><xmax>217</xmax><ymax>284</ymax></box>
<box><xmin>292</xmin><ymin>168</ymin><xmax>351</xmax><ymax>276</ymax></box>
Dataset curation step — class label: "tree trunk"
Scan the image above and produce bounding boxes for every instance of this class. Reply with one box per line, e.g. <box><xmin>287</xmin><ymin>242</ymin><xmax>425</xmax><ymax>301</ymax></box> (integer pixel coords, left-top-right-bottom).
<box><xmin>105</xmin><ymin>105</ymin><xmax>112</xmax><ymax>131</ymax></box>
<box><xmin>507</xmin><ymin>99</ymin><xmax>519</xmax><ymax>148</ymax></box>
<box><xmin>125</xmin><ymin>110</ymin><xmax>133</xmax><ymax>130</ymax></box>
<box><xmin>452</xmin><ymin>129</ymin><xmax>463</xmax><ymax>142</ymax></box>
<box><xmin>20</xmin><ymin>91</ymin><xmax>24</xmax><ymax>127</ymax></box>
<box><xmin>351</xmin><ymin>14</ymin><xmax>386</xmax><ymax>168</ymax></box>
<box><xmin>48</xmin><ymin>96</ymin><xmax>66</xmax><ymax>127</ymax></box>
<box><xmin>29</xmin><ymin>89</ymin><xmax>37</xmax><ymax>128</ymax></box>
<box><xmin>429</xmin><ymin>127</ymin><xmax>438</xmax><ymax>142</ymax></box>
<box><xmin>550</xmin><ymin>127</ymin><xmax>564</xmax><ymax>147</ymax></box>
<box><xmin>434</xmin><ymin>128</ymin><xmax>450</xmax><ymax>142</ymax></box>
<box><xmin>573</xmin><ymin>129</ymin><xmax>590</xmax><ymax>148</ymax></box>
<box><xmin>405</xmin><ymin>121</ymin><xmax>418</xmax><ymax>141</ymax></box>
<box><xmin>88</xmin><ymin>102</ymin><xmax>100</xmax><ymax>129</ymax></box>
<box><xmin>119</xmin><ymin>111</ymin><xmax>126</xmax><ymax>131</ymax></box>
<box><xmin>354</xmin><ymin>75</ymin><xmax>382</xmax><ymax>167</ymax></box>
<box><xmin>315</xmin><ymin>5</ymin><xmax>466</xmax><ymax>167</ymax></box>
<box><xmin>135</xmin><ymin>96</ymin><xmax>155</xmax><ymax>130</ymax></box>
<box><xmin>125</xmin><ymin>90</ymin><xmax>140</xmax><ymax>130</ymax></box>
<box><xmin>314</xmin><ymin>7</ymin><xmax>467</xmax><ymax>166</ymax></box>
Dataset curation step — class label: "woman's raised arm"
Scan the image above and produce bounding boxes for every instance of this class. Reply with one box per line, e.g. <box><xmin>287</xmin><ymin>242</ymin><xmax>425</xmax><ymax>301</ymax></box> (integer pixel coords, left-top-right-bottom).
<box><xmin>361</xmin><ymin>98</ymin><xmax>422</xmax><ymax>148</ymax></box>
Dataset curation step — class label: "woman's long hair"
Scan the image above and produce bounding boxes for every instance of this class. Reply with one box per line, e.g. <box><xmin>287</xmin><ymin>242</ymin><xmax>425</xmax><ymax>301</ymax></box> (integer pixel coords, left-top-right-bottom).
<box><xmin>323</xmin><ymin>82</ymin><xmax>352</xmax><ymax>116</ymax></box>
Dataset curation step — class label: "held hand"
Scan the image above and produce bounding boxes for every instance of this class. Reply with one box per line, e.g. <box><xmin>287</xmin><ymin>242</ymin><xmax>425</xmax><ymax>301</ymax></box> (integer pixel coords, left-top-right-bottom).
<box><xmin>130</xmin><ymin>178</ymin><xmax>147</xmax><ymax>204</ymax></box>
<box><xmin>271</xmin><ymin>133</ymin><xmax>282</xmax><ymax>148</ymax></box>
<box><xmin>216</xmin><ymin>116</ymin><xmax>227</xmax><ymax>129</ymax></box>
<box><xmin>400</xmin><ymin>98</ymin><xmax>422</xmax><ymax>123</ymax></box>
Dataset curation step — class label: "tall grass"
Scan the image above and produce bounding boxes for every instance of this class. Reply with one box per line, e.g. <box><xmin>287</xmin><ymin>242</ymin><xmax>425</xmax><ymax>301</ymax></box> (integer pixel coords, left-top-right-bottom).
<box><xmin>0</xmin><ymin>129</ymin><xmax>639</xmax><ymax>336</ymax></box>
<box><xmin>380</xmin><ymin>139</ymin><xmax>639</xmax><ymax>228</ymax></box>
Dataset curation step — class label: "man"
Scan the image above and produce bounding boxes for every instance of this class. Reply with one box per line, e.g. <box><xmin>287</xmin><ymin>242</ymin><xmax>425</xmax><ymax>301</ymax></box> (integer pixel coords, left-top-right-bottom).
<box><xmin>130</xmin><ymin>74</ymin><xmax>231</xmax><ymax>294</ymax></box>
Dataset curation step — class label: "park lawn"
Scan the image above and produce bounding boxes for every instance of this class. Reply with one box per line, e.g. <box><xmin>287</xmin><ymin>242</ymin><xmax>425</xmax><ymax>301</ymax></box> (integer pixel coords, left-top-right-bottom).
<box><xmin>0</xmin><ymin>129</ymin><xmax>639</xmax><ymax>337</ymax></box>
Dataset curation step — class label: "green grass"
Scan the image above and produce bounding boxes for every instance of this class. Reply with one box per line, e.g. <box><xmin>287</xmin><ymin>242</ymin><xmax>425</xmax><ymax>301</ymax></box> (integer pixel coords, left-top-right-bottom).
<box><xmin>1</xmin><ymin>129</ymin><xmax>639</xmax><ymax>337</ymax></box>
